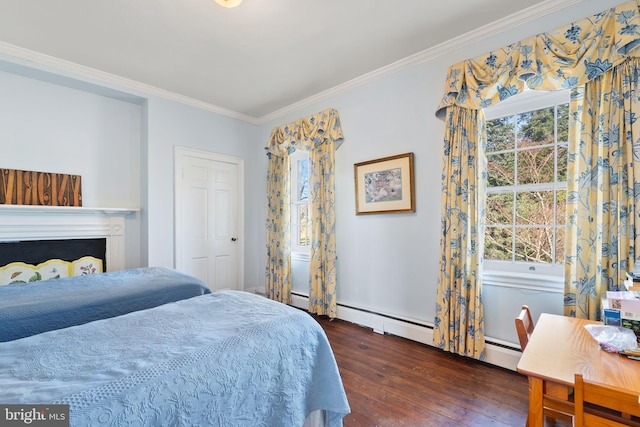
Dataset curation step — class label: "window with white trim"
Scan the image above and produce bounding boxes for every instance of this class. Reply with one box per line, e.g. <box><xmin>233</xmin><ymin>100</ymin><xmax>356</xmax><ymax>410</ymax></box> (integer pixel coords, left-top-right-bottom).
<box><xmin>483</xmin><ymin>90</ymin><xmax>569</xmax><ymax>288</ymax></box>
<box><xmin>290</xmin><ymin>150</ymin><xmax>309</xmax><ymax>258</ymax></box>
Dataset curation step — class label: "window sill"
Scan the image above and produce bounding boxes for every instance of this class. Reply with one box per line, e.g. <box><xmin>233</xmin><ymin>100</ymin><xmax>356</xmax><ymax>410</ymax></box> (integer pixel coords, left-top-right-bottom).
<box><xmin>482</xmin><ymin>269</ymin><xmax>564</xmax><ymax>293</ymax></box>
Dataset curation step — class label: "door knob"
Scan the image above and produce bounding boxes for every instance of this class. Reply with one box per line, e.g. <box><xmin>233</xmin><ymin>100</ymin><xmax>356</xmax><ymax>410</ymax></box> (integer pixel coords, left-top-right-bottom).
<box><xmin>231</xmin><ymin>237</ymin><xmax>237</xmax><ymax>242</ymax></box>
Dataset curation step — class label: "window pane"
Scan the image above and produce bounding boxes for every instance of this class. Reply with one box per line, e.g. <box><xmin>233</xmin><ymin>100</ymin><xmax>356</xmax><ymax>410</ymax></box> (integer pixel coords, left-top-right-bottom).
<box><xmin>485</xmin><ymin>227</ymin><xmax>512</xmax><ymax>261</ymax></box>
<box><xmin>556</xmin><ymin>103</ymin><xmax>569</xmax><ymax>183</ymax></box>
<box><xmin>486</xmin><ymin>193</ymin><xmax>513</xmax><ymax>225</ymax></box>
<box><xmin>516</xmin><ymin>191</ymin><xmax>556</xmax><ymax>226</ymax></box>
<box><xmin>515</xmin><ymin>227</ymin><xmax>553</xmax><ymax>263</ymax></box>
<box><xmin>297</xmin><ymin>204</ymin><xmax>309</xmax><ymax>246</ymax></box>
<box><xmin>557</xmin><ymin>144</ymin><xmax>568</xmax><ymax>182</ymax></box>
<box><xmin>487</xmin><ymin>152</ymin><xmax>515</xmax><ymax>187</ymax></box>
<box><xmin>486</xmin><ymin>117</ymin><xmax>515</xmax><ymax>152</ymax></box>
<box><xmin>557</xmin><ymin>103</ymin><xmax>569</xmax><ymax>144</ymax></box>
<box><xmin>517</xmin><ymin>107</ymin><xmax>554</xmax><ymax>148</ymax></box>
<box><xmin>517</xmin><ymin>147</ymin><xmax>554</xmax><ymax>185</ymax></box>
<box><xmin>556</xmin><ymin>190</ymin><xmax>567</xmax><ymax>226</ymax></box>
<box><xmin>297</xmin><ymin>158</ymin><xmax>309</xmax><ymax>201</ymax></box>
<box><xmin>555</xmin><ymin>228</ymin><xmax>565</xmax><ymax>264</ymax></box>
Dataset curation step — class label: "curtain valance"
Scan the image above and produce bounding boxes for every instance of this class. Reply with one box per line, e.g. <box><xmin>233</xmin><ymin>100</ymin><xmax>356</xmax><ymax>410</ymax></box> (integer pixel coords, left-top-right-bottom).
<box><xmin>435</xmin><ymin>0</ymin><xmax>640</xmax><ymax>119</ymax></box>
<box><xmin>265</xmin><ymin>108</ymin><xmax>344</xmax><ymax>157</ymax></box>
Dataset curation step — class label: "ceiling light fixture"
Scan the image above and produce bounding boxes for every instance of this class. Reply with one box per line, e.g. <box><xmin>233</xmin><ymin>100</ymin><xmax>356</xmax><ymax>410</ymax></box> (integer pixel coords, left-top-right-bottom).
<box><xmin>214</xmin><ymin>0</ymin><xmax>242</xmax><ymax>7</ymax></box>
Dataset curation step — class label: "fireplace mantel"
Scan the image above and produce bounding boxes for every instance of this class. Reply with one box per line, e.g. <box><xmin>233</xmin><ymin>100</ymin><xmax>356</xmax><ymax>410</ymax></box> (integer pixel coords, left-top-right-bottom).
<box><xmin>0</xmin><ymin>205</ymin><xmax>139</xmax><ymax>272</ymax></box>
<box><xmin>0</xmin><ymin>205</ymin><xmax>138</xmax><ymax>215</ymax></box>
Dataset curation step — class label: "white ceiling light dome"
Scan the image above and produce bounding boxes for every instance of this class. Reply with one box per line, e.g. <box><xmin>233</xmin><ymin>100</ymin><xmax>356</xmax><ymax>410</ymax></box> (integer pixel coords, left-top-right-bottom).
<box><xmin>214</xmin><ymin>0</ymin><xmax>242</xmax><ymax>8</ymax></box>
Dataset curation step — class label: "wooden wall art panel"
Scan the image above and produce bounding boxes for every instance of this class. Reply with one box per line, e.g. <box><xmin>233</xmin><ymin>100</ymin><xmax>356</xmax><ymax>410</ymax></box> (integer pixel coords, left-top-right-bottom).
<box><xmin>0</xmin><ymin>169</ymin><xmax>82</xmax><ymax>206</ymax></box>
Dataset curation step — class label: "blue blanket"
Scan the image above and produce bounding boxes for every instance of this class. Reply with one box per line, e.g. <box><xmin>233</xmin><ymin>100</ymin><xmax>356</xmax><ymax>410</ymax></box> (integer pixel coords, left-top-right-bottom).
<box><xmin>0</xmin><ymin>267</ymin><xmax>210</xmax><ymax>342</ymax></box>
<box><xmin>0</xmin><ymin>291</ymin><xmax>350</xmax><ymax>426</ymax></box>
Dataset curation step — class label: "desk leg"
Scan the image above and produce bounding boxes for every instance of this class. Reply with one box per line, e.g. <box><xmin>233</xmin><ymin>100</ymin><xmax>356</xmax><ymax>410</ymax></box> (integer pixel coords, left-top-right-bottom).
<box><xmin>528</xmin><ymin>376</ymin><xmax>544</xmax><ymax>427</ymax></box>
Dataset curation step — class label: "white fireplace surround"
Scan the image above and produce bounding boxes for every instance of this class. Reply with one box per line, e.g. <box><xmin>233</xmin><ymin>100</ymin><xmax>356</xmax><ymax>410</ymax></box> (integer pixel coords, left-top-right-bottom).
<box><xmin>0</xmin><ymin>205</ymin><xmax>138</xmax><ymax>272</ymax></box>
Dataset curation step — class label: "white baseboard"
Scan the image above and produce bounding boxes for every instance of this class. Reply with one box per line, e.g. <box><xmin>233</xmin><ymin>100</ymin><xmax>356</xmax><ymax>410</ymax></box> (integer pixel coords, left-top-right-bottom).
<box><xmin>289</xmin><ymin>293</ymin><xmax>521</xmax><ymax>372</ymax></box>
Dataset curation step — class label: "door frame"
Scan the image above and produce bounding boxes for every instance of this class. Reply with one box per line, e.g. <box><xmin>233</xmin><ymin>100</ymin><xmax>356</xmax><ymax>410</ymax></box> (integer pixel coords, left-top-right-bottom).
<box><xmin>174</xmin><ymin>146</ymin><xmax>245</xmax><ymax>289</ymax></box>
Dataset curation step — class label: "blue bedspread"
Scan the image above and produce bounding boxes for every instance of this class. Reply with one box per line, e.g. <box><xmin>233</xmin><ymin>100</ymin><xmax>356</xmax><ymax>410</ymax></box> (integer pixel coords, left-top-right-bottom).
<box><xmin>0</xmin><ymin>267</ymin><xmax>210</xmax><ymax>342</ymax></box>
<box><xmin>0</xmin><ymin>291</ymin><xmax>350</xmax><ymax>427</ymax></box>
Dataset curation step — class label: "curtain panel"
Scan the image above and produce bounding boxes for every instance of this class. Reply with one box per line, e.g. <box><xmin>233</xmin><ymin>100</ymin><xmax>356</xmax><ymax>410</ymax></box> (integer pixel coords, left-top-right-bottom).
<box><xmin>265</xmin><ymin>153</ymin><xmax>291</xmax><ymax>304</ymax></box>
<box><xmin>433</xmin><ymin>106</ymin><xmax>487</xmax><ymax>359</ymax></box>
<box><xmin>308</xmin><ymin>140</ymin><xmax>338</xmax><ymax>317</ymax></box>
<box><xmin>265</xmin><ymin>108</ymin><xmax>344</xmax><ymax>317</ymax></box>
<box><xmin>564</xmin><ymin>59</ymin><xmax>640</xmax><ymax>319</ymax></box>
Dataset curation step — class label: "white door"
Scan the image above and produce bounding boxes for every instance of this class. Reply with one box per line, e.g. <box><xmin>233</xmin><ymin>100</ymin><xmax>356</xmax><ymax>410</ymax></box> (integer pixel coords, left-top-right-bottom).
<box><xmin>175</xmin><ymin>148</ymin><xmax>243</xmax><ymax>291</ymax></box>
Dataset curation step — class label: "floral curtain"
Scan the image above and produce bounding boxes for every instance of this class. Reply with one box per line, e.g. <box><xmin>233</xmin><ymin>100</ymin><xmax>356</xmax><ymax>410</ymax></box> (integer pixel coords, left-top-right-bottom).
<box><xmin>436</xmin><ymin>1</ymin><xmax>640</xmax><ymax>119</ymax></box>
<box><xmin>308</xmin><ymin>140</ymin><xmax>338</xmax><ymax>317</ymax></box>
<box><xmin>265</xmin><ymin>108</ymin><xmax>344</xmax><ymax>317</ymax></box>
<box><xmin>433</xmin><ymin>106</ymin><xmax>487</xmax><ymax>359</ymax></box>
<box><xmin>434</xmin><ymin>0</ymin><xmax>640</xmax><ymax>354</ymax></box>
<box><xmin>265</xmin><ymin>153</ymin><xmax>291</xmax><ymax>304</ymax></box>
<box><xmin>564</xmin><ymin>58</ymin><xmax>640</xmax><ymax>319</ymax></box>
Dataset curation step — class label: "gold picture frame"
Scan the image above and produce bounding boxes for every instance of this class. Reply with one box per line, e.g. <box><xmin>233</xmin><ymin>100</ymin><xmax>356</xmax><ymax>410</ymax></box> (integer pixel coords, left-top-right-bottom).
<box><xmin>354</xmin><ymin>152</ymin><xmax>415</xmax><ymax>215</ymax></box>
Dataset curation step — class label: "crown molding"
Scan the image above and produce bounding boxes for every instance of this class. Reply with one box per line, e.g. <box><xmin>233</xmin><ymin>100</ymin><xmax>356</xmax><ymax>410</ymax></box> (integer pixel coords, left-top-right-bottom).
<box><xmin>255</xmin><ymin>0</ymin><xmax>584</xmax><ymax>124</ymax></box>
<box><xmin>0</xmin><ymin>42</ymin><xmax>260</xmax><ymax>125</ymax></box>
<box><xmin>0</xmin><ymin>0</ymin><xmax>583</xmax><ymax>126</ymax></box>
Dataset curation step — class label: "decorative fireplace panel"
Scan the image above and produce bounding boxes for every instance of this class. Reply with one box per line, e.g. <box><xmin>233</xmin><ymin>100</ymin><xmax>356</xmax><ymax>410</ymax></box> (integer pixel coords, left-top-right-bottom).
<box><xmin>0</xmin><ymin>256</ymin><xmax>103</xmax><ymax>285</ymax></box>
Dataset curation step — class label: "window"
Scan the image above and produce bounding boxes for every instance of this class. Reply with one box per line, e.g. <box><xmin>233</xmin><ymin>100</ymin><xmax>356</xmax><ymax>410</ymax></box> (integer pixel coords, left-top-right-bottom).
<box><xmin>483</xmin><ymin>90</ymin><xmax>569</xmax><ymax>287</ymax></box>
<box><xmin>290</xmin><ymin>150</ymin><xmax>309</xmax><ymax>257</ymax></box>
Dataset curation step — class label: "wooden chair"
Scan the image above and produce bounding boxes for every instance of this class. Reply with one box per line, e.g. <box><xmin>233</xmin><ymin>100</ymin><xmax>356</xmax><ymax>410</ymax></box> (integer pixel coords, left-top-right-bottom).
<box><xmin>574</xmin><ymin>373</ymin><xmax>640</xmax><ymax>427</ymax></box>
<box><xmin>515</xmin><ymin>305</ymin><xmax>535</xmax><ymax>350</ymax></box>
<box><xmin>515</xmin><ymin>305</ymin><xmax>573</xmax><ymax>426</ymax></box>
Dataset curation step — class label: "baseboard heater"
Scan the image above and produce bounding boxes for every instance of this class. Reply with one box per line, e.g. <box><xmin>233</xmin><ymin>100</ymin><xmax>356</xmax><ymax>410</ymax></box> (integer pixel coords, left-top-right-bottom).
<box><xmin>290</xmin><ymin>291</ymin><xmax>522</xmax><ymax>371</ymax></box>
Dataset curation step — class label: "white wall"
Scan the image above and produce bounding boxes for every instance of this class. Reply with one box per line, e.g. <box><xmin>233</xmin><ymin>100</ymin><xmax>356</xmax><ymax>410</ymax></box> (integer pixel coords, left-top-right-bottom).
<box><xmin>259</xmin><ymin>0</ymin><xmax>623</xmax><ymax>347</ymax></box>
<box><xmin>0</xmin><ymin>70</ymin><xmax>143</xmax><ymax>268</ymax></box>
<box><xmin>143</xmin><ymin>97</ymin><xmax>259</xmax><ymax>278</ymax></box>
<box><xmin>0</xmin><ymin>70</ymin><xmax>141</xmax><ymax>209</ymax></box>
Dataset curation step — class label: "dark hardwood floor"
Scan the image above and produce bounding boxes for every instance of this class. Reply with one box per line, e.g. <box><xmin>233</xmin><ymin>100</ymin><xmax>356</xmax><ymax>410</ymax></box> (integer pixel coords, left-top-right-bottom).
<box><xmin>314</xmin><ymin>316</ymin><xmax>571</xmax><ymax>427</ymax></box>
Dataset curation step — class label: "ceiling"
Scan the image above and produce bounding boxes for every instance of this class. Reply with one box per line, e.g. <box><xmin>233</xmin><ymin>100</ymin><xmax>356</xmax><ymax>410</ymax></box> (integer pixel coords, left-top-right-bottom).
<box><xmin>0</xmin><ymin>0</ymin><xmax>574</xmax><ymax>123</ymax></box>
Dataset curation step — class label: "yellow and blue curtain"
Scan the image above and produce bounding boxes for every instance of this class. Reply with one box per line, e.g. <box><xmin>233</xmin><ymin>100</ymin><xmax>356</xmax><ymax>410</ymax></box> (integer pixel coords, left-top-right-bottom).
<box><xmin>435</xmin><ymin>1</ymin><xmax>640</xmax><ymax>118</ymax></box>
<box><xmin>265</xmin><ymin>152</ymin><xmax>291</xmax><ymax>304</ymax></box>
<box><xmin>265</xmin><ymin>108</ymin><xmax>344</xmax><ymax>317</ymax></box>
<box><xmin>565</xmin><ymin>59</ymin><xmax>640</xmax><ymax>319</ymax></box>
<box><xmin>435</xmin><ymin>0</ymin><xmax>640</xmax><ymax>356</ymax></box>
<box><xmin>435</xmin><ymin>106</ymin><xmax>487</xmax><ymax>359</ymax></box>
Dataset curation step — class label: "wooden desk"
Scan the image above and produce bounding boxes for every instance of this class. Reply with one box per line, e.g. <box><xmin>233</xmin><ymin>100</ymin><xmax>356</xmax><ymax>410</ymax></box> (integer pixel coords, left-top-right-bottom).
<box><xmin>517</xmin><ymin>313</ymin><xmax>640</xmax><ymax>427</ymax></box>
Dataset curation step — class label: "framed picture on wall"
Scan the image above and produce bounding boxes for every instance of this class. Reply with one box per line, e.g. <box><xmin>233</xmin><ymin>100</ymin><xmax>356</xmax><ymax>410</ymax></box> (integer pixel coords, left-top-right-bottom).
<box><xmin>354</xmin><ymin>152</ymin><xmax>415</xmax><ymax>215</ymax></box>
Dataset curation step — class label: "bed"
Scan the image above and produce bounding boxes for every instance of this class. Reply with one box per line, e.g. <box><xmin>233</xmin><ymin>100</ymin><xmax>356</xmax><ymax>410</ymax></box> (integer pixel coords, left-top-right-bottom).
<box><xmin>0</xmin><ymin>290</ymin><xmax>350</xmax><ymax>426</ymax></box>
<box><xmin>0</xmin><ymin>266</ymin><xmax>211</xmax><ymax>342</ymax></box>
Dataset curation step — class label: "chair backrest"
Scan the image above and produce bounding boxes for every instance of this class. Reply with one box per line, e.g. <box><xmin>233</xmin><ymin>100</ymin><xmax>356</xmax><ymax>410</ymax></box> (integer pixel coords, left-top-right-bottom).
<box><xmin>515</xmin><ymin>305</ymin><xmax>534</xmax><ymax>351</ymax></box>
<box><xmin>574</xmin><ymin>373</ymin><xmax>640</xmax><ymax>426</ymax></box>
